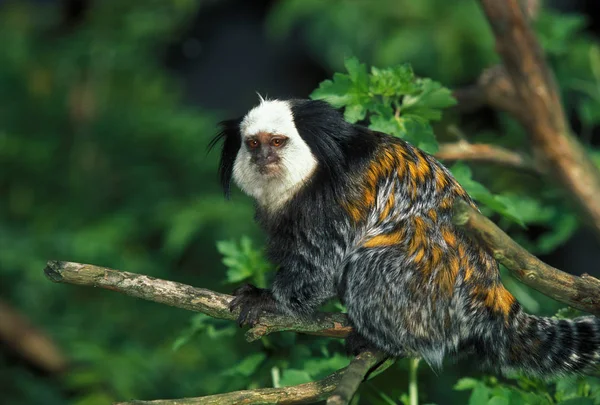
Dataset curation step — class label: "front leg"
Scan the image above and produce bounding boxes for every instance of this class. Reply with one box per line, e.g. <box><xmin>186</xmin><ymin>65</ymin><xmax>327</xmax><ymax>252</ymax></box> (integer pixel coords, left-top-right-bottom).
<box><xmin>229</xmin><ymin>284</ymin><xmax>278</xmax><ymax>327</ymax></box>
<box><xmin>229</xmin><ymin>266</ymin><xmax>336</xmax><ymax>327</ymax></box>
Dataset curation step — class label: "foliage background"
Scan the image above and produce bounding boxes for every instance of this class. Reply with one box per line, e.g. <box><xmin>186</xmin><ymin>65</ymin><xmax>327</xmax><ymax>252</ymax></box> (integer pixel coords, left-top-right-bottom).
<box><xmin>1</xmin><ymin>0</ymin><xmax>600</xmax><ymax>404</ymax></box>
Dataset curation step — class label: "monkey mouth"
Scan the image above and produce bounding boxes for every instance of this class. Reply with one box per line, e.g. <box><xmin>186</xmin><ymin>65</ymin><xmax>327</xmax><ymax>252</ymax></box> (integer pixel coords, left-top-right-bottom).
<box><xmin>257</xmin><ymin>164</ymin><xmax>280</xmax><ymax>176</ymax></box>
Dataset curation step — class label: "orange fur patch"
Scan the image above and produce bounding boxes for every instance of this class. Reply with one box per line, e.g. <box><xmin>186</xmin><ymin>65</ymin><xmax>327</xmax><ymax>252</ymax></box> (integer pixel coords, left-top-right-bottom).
<box><xmin>413</xmin><ymin>248</ymin><xmax>426</xmax><ymax>264</ymax></box>
<box><xmin>484</xmin><ymin>285</ymin><xmax>516</xmax><ymax>320</ymax></box>
<box><xmin>408</xmin><ymin>216</ymin><xmax>427</xmax><ymax>253</ymax></box>
<box><xmin>441</xmin><ymin>227</ymin><xmax>457</xmax><ymax>247</ymax></box>
<box><xmin>435</xmin><ymin>170</ymin><xmax>449</xmax><ymax>192</ymax></box>
<box><xmin>438</xmin><ymin>255</ymin><xmax>460</xmax><ymax>295</ymax></box>
<box><xmin>344</xmin><ymin>145</ymin><xmax>404</xmax><ymax>223</ymax></box>
<box><xmin>439</xmin><ymin>197</ymin><xmax>453</xmax><ymax>210</ymax></box>
<box><xmin>363</xmin><ymin>229</ymin><xmax>405</xmax><ymax>248</ymax></box>
<box><xmin>379</xmin><ymin>186</ymin><xmax>395</xmax><ymax>222</ymax></box>
<box><xmin>414</xmin><ymin>152</ymin><xmax>432</xmax><ymax>181</ymax></box>
<box><xmin>427</xmin><ymin>209</ymin><xmax>437</xmax><ymax>223</ymax></box>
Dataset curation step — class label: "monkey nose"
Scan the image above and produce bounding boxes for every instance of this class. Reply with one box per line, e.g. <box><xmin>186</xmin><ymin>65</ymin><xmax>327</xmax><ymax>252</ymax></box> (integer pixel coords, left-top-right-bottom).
<box><xmin>255</xmin><ymin>154</ymin><xmax>279</xmax><ymax>166</ymax></box>
<box><xmin>264</xmin><ymin>154</ymin><xmax>279</xmax><ymax>164</ymax></box>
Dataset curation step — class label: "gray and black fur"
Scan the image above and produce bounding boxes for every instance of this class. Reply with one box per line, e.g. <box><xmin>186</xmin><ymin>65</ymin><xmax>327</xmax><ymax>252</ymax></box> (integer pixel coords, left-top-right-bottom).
<box><xmin>211</xmin><ymin>98</ymin><xmax>600</xmax><ymax>377</ymax></box>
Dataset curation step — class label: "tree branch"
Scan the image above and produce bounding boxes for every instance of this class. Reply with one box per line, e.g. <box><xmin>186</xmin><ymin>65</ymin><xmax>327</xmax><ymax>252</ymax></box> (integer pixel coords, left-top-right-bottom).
<box><xmin>477</xmin><ymin>0</ymin><xmax>600</xmax><ymax>238</ymax></box>
<box><xmin>0</xmin><ymin>298</ymin><xmax>68</xmax><ymax>374</ymax></box>
<box><xmin>435</xmin><ymin>141</ymin><xmax>540</xmax><ymax>173</ymax></box>
<box><xmin>453</xmin><ymin>199</ymin><xmax>600</xmax><ymax>316</ymax></box>
<box><xmin>452</xmin><ymin>66</ymin><xmax>526</xmax><ymax>123</ymax></box>
<box><xmin>326</xmin><ymin>351</ymin><xmax>387</xmax><ymax>405</ymax></box>
<box><xmin>115</xmin><ymin>367</ymin><xmax>342</xmax><ymax>405</ymax></box>
<box><xmin>43</xmin><ymin>261</ymin><xmax>352</xmax><ymax>342</ymax></box>
<box><xmin>44</xmin><ymin>197</ymin><xmax>600</xmax><ymax>404</ymax></box>
<box><xmin>113</xmin><ymin>351</ymin><xmax>391</xmax><ymax>405</ymax></box>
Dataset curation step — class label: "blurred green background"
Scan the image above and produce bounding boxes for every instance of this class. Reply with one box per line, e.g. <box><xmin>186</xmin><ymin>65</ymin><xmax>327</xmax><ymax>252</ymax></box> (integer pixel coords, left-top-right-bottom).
<box><xmin>2</xmin><ymin>0</ymin><xmax>600</xmax><ymax>404</ymax></box>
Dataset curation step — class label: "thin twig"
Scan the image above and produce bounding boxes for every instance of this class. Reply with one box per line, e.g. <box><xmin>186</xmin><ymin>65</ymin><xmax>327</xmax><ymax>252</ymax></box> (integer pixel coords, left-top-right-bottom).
<box><xmin>43</xmin><ymin>261</ymin><xmax>352</xmax><ymax>342</ymax></box>
<box><xmin>452</xmin><ymin>66</ymin><xmax>525</xmax><ymax>123</ymax></box>
<box><xmin>435</xmin><ymin>141</ymin><xmax>540</xmax><ymax>173</ymax></box>
<box><xmin>326</xmin><ymin>351</ymin><xmax>388</xmax><ymax>405</ymax></box>
<box><xmin>453</xmin><ymin>199</ymin><xmax>600</xmax><ymax>315</ymax></box>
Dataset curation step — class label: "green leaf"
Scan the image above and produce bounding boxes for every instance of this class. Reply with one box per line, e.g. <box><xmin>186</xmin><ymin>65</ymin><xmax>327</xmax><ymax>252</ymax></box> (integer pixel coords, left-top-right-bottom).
<box><xmin>537</xmin><ymin>214</ymin><xmax>578</xmax><ymax>253</ymax></box>
<box><xmin>558</xmin><ymin>399</ymin><xmax>594</xmax><ymax>405</ymax></box>
<box><xmin>369</xmin><ymin>64</ymin><xmax>417</xmax><ymax>97</ymax></box>
<box><xmin>310</xmin><ymin>73</ymin><xmax>354</xmax><ymax>107</ymax></box>
<box><xmin>401</xmin><ymin>78</ymin><xmax>456</xmax><ymax>121</ymax></box>
<box><xmin>344</xmin><ymin>56</ymin><xmax>369</xmax><ymax>90</ymax></box>
<box><xmin>312</xmin><ymin>57</ymin><xmax>455</xmax><ymax>151</ymax></box>
<box><xmin>221</xmin><ymin>353</ymin><xmax>266</xmax><ymax>377</ymax></box>
<box><xmin>450</xmin><ymin>163</ymin><xmax>524</xmax><ymax>226</ymax></box>
<box><xmin>304</xmin><ymin>354</ymin><xmax>350</xmax><ymax>378</ymax></box>
<box><xmin>280</xmin><ymin>369</ymin><xmax>313</xmax><ymax>386</ymax></box>
<box><xmin>217</xmin><ymin>237</ymin><xmax>274</xmax><ymax>286</ymax></box>
<box><xmin>455</xmin><ymin>378</ymin><xmax>480</xmax><ymax>391</ymax></box>
<box><xmin>470</xmin><ymin>384</ymin><xmax>491</xmax><ymax>405</ymax></box>
<box><xmin>344</xmin><ymin>103</ymin><xmax>367</xmax><ymax>123</ymax></box>
<box><xmin>401</xmin><ymin>117</ymin><xmax>439</xmax><ymax>154</ymax></box>
<box><xmin>488</xmin><ymin>397</ymin><xmax>509</xmax><ymax>405</ymax></box>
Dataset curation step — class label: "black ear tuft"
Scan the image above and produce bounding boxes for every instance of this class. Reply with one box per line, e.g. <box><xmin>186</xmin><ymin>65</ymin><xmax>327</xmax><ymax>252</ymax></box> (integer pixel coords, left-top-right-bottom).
<box><xmin>208</xmin><ymin>118</ymin><xmax>242</xmax><ymax>199</ymax></box>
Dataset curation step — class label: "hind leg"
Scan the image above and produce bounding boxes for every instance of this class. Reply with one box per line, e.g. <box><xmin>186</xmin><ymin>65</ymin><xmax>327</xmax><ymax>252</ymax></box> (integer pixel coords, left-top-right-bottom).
<box><xmin>340</xmin><ymin>246</ymin><xmax>450</xmax><ymax>365</ymax></box>
<box><xmin>340</xmin><ymin>247</ymin><xmax>411</xmax><ymax>358</ymax></box>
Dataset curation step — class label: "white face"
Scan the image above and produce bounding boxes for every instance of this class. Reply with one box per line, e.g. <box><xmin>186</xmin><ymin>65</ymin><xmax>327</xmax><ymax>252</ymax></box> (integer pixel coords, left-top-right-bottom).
<box><xmin>233</xmin><ymin>99</ymin><xmax>318</xmax><ymax>210</ymax></box>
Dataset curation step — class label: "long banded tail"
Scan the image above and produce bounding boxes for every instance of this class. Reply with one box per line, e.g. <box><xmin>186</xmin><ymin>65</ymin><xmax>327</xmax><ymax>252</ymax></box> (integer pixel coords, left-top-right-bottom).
<box><xmin>503</xmin><ymin>313</ymin><xmax>600</xmax><ymax>376</ymax></box>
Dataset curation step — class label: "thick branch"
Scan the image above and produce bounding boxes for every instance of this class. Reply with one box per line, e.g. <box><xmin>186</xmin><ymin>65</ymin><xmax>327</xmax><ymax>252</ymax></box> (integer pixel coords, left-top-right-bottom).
<box><xmin>478</xmin><ymin>0</ymin><xmax>600</xmax><ymax>237</ymax></box>
<box><xmin>43</xmin><ymin>261</ymin><xmax>351</xmax><ymax>342</ymax></box>
<box><xmin>435</xmin><ymin>141</ymin><xmax>540</xmax><ymax>173</ymax></box>
<box><xmin>453</xmin><ymin>199</ymin><xmax>600</xmax><ymax>315</ymax></box>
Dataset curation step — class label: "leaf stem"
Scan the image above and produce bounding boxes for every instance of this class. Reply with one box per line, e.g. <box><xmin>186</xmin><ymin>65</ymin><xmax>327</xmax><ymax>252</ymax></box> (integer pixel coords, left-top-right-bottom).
<box><xmin>409</xmin><ymin>358</ymin><xmax>420</xmax><ymax>405</ymax></box>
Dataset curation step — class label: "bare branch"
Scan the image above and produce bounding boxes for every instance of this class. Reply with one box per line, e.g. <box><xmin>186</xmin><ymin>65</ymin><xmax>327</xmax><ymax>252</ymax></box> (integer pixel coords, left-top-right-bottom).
<box><xmin>0</xmin><ymin>299</ymin><xmax>68</xmax><ymax>373</ymax></box>
<box><xmin>326</xmin><ymin>351</ymin><xmax>387</xmax><ymax>405</ymax></box>
<box><xmin>452</xmin><ymin>66</ymin><xmax>526</xmax><ymax>123</ymax></box>
<box><xmin>115</xmin><ymin>368</ymin><xmax>341</xmax><ymax>404</ymax></box>
<box><xmin>477</xmin><ymin>0</ymin><xmax>600</xmax><ymax>238</ymax></box>
<box><xmin>453</xmin><ymin>199</ymin><xmax>600</xmax><ymax>316</ymax></box>
<box><xmin>435</xmin><ymin>141</ymin><xmax>540</xmax><ymax>173</ymax></box>
<box><xmin>114</xmin><ymin>351</ymin><xmax>391</xmax><ymax>405</ymax></box>
<box><xmin>43</xmin><ymin>261</ymin><xmax>352</xmax><ymax>342</ymax></box>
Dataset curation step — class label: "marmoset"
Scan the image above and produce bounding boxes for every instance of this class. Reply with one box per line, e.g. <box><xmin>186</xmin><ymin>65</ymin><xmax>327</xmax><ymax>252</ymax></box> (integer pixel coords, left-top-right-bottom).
<box><xmin>211</xmin><ymin>98</ymin><xmax>600</xmax><ymax>376</ymax></box>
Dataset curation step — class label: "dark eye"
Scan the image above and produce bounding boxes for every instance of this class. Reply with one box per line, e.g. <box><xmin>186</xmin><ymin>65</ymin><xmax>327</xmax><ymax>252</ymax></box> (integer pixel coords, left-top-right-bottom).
<box><xmin>246</xmin><ymin>139</ymin><xmax>259</xmax><ymax>149</ymax></box>
<box><xmin>271</xmin><ymin>137</ymin><xmax>287</xmax><ymax>147</ymax></box>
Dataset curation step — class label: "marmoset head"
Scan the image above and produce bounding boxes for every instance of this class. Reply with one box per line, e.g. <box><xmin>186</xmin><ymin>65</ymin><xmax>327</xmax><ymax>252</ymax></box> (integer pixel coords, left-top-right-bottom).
<box><xmin>210</xmin><ymin>98</ymin><xmax>363</xmax><ymax>210</ymax></box>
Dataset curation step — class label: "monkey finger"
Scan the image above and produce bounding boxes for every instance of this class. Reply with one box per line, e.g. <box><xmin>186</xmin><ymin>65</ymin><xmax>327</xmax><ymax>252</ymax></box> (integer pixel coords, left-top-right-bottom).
<box><xmin>232</xmin><ymin>283</ymin><xmax>257</xmax><ymax>296</ymax></box>
<box><xmin>229</xmin><ymin>295</ymin><xmax>247</xmax><ymax>312</ymax></box>
<box><xmin>237</xmin><ymin>306</ymin><xmax>251</xmax><ymax>327</ymax></box>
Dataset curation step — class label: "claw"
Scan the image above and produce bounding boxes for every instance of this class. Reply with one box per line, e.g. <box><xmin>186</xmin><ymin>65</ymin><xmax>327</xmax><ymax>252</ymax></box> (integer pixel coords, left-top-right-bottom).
<box><xmin>229</xmin><ymin>295</ymin><xmax>243</xmax><ymax>312</ymax></box>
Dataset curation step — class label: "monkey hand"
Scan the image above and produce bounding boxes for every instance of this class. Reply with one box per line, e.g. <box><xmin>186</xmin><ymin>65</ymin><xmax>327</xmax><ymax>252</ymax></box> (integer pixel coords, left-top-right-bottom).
<box><xmin>229</xmin><ymin>284</ymin><xmax>278</xmax><ymax>327</ymax></box>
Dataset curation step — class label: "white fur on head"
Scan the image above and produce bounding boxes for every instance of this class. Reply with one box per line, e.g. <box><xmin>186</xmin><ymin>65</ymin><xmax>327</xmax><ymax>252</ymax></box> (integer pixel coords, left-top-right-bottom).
<box><xmin>233</xmin><ymin>99</ymin><xmax>318</xmax><ymax>210</ymax></box>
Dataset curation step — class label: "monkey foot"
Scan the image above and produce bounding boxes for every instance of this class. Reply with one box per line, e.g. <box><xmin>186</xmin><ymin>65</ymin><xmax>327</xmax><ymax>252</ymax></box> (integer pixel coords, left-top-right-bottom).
<box><xmin>229</xmin><ymin>283</ymin><xmax>277</xmax><ymax>327</ymax></box>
